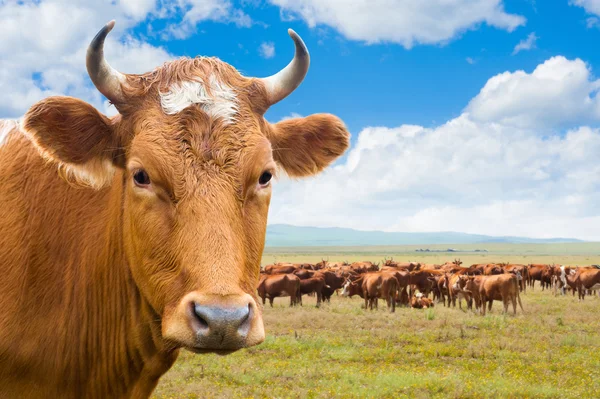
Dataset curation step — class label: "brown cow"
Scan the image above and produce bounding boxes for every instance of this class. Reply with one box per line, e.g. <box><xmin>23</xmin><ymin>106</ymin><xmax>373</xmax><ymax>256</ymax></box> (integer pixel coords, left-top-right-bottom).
<box><xmin>440</xmin><ymin>259</ymin><xmax>463</xmax><ymax>273</ymax></box>
<box><xmin>349</xmin><ymin>262</ymin><xmax>370</xmax><ymax>274</ymax></box>
<box><xmin>297</xmin><ymin>273</ymin><xmax>328</xmax><ymax>307</ymax></box>
<box><xmin>411</xmin><ymin>293</ymin><xmax>435</xmax><ymax>309</ymax></box>
<box><xmin>527</xmin><ymin>264</ymin><xmax>548</xmax><ymax>290</ymax></box>
<box><xmin>540</xmin><ymin>265</ymin><xmax>556</xmax><ymax>291</ymax></box>
<box><xmin>470</xmin><ymin>263</ymin><xmax>487</xmax><ymax>275</ymax></box>
<box><xmin>0</xmin><ymin>21</ymin><xmax>349</xmax><ymax>398</ymax></box>
<box><xmin>436</xmin><ymin>273</ymin><xmax>450</xmax><ymax>306</ymax></box>
<box><xmin>383</xmin><ymin>259</ymin><xmax>420</xmax><ymax>271</ymax></box>
<box><xmin>341</xmin><ymin>276</ymin><xmax>365</xmax><ymax>298</ymax></box>
<box><xmin>554</xmin><ymin>265</ymin><xmax>578</xmax><ymax>296</ymax></box>
<box><xmin>320</xmin><ymin>270</ymin><xmax>345</xmax><ymax>302</ymax></box>
<box><xmin>257</xmin><ymin>274</ymin><xmax>301</xmax><ymax>307</ymax></box>
<box><xmin>264</xmin><ymin>263</ymin><xmax>298</xmax><ymax>275</ymax></box>
<box><xmin>362</xmin><ymin>272</ymin><xmax>398</xmax><ymax>312</ymax></box>
<box><xmin>504</xmin><ymin>264</ymin><xmax>528</xmax><ymax>293</ymax></box>
<box><xmin>464</xmin><ymin>274</ymin><xmax>524</xmax><ymax>316</ymax></box>
<box><xmin>382</xmin><ymin>269</ymin><xmax>410</xmax><ymax>307</ymax></box>
<box><xmin>449</xmin><ymin>272</ymin><xmax>473</xmax><ymax>310</ymax></box>
<box><xmin>409</xmin><ymin>269</ymin><xmax>442</xmax><ymax>297</ymax></box>
<box><xmin>570</xmin><ymin>268</ymin><xmax>600</xmax><ymax>300</ymax></box>
<box><xmin>336</xmin><ymin>265</ymin><xmax>359</xmax><ymax>278</ymax></box>
<box><xmin>293</xmin><ymin>268</ymin><xmax>315</xmax><ymax>279</ymax></box>
<box><xmin>483</xmin><ymin>264</ymin><xmax>504</xmax><ymax>276</ymax></box>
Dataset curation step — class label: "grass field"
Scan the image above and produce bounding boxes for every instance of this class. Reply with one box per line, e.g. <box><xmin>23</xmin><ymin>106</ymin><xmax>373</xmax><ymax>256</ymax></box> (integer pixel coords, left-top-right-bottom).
<box><xmin>152</xmin><ymin>244</ymin><xmax>600</xmax><ymax>398</ymax></box>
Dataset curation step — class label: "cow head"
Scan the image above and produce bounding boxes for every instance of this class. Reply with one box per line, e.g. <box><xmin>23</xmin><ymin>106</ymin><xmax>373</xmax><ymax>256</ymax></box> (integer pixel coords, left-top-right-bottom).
<box><xmin>22</xmin><ymin>21</ymin><xmax>349</xmax><ymax>353</ymax></box>
<box><xmin>341</xmin><ymin>276</ymin><xmax>362</xmax><ymax>297</ymax></box>
<box><xmin>461</xmin><ymin>276</ymin><xmax>477</xmax><ymax>293</ymax></box>
<box><xmin>340</xmin><ymin>280</ymin><xmax>353</xmax><ymax>297</ymax></box>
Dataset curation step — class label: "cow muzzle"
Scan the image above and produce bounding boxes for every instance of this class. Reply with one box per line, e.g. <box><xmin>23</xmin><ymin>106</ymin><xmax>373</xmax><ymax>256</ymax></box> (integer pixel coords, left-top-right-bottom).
<box><xmin>163</xmin><ymin>293</ymin><xmax>265</xmax><ymax>353</ymax></box>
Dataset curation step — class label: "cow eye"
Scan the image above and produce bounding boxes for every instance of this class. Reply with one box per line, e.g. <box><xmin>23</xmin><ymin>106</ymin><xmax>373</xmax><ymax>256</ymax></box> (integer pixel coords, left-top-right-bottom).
<box><xmin>259</xmin><ymin>171</ymin><xmax>272</xmax><ymax>186</ymax></box>
<box><xmin>133</xmin><ymin>169</ymin><xmax>151</xmax><ymax>187</ymax></box>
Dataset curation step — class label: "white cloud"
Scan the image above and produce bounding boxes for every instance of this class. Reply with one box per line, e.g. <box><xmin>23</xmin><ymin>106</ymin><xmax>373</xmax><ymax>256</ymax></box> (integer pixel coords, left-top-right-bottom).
<box><xmin>571</xmin><ymin>0</ymin><xmax>600</xmax><ymax>16</ymax></box>
<box><xmin>466</xmin><ymin>57</ymin><xmax>476</xmax><ymax>65</ymax></box>
<box><xmin>258</xmin><ymin>41</ymin><xmax>276</xmax><ymax>59</ymax></box>
<box><xmin>269</xmin><ymin>57</ymin><xmax>600</xmax><ymax>241</ymax></box>
<box><xmin>270</xmin><ymin>117</ymin><xmax>600</xmax><ymax>240</ymax></box>
<box><xmin>586</xmin><ymin>16</ymin><xmax>600</xmax><ymax>28</ymax></box>
<box><xmin>0</xmin><ymin>0</ymin><xmax>259</xmax><ymax>117</ymax></box>
<box><xmin>466</xmin><ymin>56</ymin><xmax>600</xmax><ymax>129</ymax></box>
<box><xmin>163</xmin><ymin>0</ymin><xmax>252</xmax><ymax>39</ymax></box>
<box><xmin>120</xmin><ymin>0</ymin><xmax>157</xmax><ymax>20</ymax></box>
<box><xmin>269</xmin><ymin>0</ymin><xmax>525</xmax><ymax>48</ymax></box>
<box><xmin>0</xmin><ymin>0</ymin><xmax>181</xmax><ymax>118</ymax></box>
<box><xmin>512</xmin><ymin>32</ymin><xmax>538</xmax><ymax>55</ymax></box>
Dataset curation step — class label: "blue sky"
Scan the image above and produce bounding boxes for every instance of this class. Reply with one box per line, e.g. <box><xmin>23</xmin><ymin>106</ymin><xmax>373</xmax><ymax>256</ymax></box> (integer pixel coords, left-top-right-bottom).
<box><xmin>3</xmin><ymin>0</ymin><xmax>600</xmax><ymax>239</ymax></box>
<box><xmin>123</xmin><ymin>1</ymin><xmax>600</xmax><ymax>137</ymax></box>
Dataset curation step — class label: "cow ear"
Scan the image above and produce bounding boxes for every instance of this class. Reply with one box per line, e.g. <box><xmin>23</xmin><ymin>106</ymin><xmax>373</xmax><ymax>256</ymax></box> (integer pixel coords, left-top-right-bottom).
<box><xmin>23</xmin><ymin>96</ymin><xmax>124</xmax><ymax>189</ymax></box>
<box><xmin>267</xmin><ymin>114</ymin><xmax>350</xmax><ymax>177</ymax></box>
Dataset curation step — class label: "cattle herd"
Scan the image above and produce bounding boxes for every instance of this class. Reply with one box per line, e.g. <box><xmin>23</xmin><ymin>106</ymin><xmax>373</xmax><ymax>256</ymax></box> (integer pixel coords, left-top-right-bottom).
<box><xmin>258</xmin><ymin>259</ymin><xmax>600</xmax><ymax>314</ymax></box>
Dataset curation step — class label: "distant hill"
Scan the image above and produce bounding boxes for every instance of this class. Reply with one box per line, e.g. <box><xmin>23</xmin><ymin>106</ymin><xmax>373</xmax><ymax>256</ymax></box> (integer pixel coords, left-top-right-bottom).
<box><xmin>265</xmin><ymin>224</ymin><xmax>583</xmax><ymax>247</ymax></box>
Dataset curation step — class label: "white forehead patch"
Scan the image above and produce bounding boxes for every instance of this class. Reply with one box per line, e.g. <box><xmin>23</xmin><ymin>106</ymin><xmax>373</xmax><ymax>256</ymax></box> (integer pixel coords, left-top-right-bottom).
<box><xmin>159</xmin><ymin>75</ymin><xmax>238</xmax><ymax>124</ymax></box>
<box><xmin>0</xmin><ymin>119</ymin><xmax>19</xmax><ymax>146</ymax></box>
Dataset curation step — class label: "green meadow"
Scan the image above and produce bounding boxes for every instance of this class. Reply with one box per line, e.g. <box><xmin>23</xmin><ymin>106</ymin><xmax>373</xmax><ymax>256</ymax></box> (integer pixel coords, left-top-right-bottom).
<box><xmin>153</xmin><ymin>244</ymin><xmax>600</xmax><ymax>398</ymax></box>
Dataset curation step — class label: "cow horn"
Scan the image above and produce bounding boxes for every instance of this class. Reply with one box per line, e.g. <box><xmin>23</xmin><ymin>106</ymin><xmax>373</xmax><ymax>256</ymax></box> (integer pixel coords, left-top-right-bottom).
<box><xmin>87</xmin><ymin>20</ymin><xmax>126</xmax><ymax>104</ymax></box>
<box><xmin>259</xmin><ymin>29</ymin><xmax>309</xmax><ymax>107</ymax></box>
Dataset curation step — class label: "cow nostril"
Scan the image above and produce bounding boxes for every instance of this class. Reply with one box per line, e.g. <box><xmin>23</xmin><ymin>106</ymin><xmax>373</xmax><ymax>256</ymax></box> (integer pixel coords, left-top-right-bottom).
<box><xmin>191</xmin><ymin>302</ymin><xmax>209</xmax><ymax>330</ymax></box>
<box><xmin>237</xmin><ymin>304</ymin><xmax>252</xmax><ymax>336</ymax></box>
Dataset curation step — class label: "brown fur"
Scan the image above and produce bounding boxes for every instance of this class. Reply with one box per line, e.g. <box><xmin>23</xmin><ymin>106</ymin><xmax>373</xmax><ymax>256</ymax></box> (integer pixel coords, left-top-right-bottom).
<box><xmin>264</xmin><ymin>264</ymin><xmax>297</xmax><ymax>275</ymax></box>
<box><xmin>296</xmin><ymin>273</ymin><xmax>327</xmax><ymax>307</ymax></box>
<box><xmin>448</xmin><ymin>273</ymin><xmax>472</xmax><ymax>310</ymax></box>
<box><xmin>381</xmin><ymin>269</ymin><xmax>410</xmax><ymax>307</ymax></box>
<box><xmin>527</xmin><ymin>264</ymin><xmax>548</xmax><ymax>290</ymax></box>
<box><xmin>464</xmin><ymin>274</ymin><xmax>524</xmax><ymax>316</ymax></box>
<box><xmin>341</xmin><ymin>275</ymin><xmax>365</xmax><ymax>299</ymax></box>
<box><xmin>0</xmin><ymin>51</ymin><xmax>349</xmax><ymax>397</ymax></box>
<box><xmin>504</xmin><ymin>264</ymin><xmax>528</xmax><ymax>292</ymax></box>
<box><xmin>569</xmin><ymin>268</ymin><xmax>600</xmax><ymax>300</ymax></box>
<box><xmin>483</xmin><ymin>264</ymin><xmax>504</xmax><ymax>276</ymax></box>
<box><xmin>409</xmin><ymin>269</ymin><xmax>443</xmax><ymax>297</ymax></box>
<box><xmin>361</xmin><ymin>272</ymin><xmax>398</xmax><ymax>313</ymax></box>
<box><xmin>411</xmin><ymin>295</ymin><xmax>435</xmax><ymax>309</ymax></box>
<box><xmin>257</xmin><ymin>274</ymin><xmax>301</xmax><ymax>307</ymax></box>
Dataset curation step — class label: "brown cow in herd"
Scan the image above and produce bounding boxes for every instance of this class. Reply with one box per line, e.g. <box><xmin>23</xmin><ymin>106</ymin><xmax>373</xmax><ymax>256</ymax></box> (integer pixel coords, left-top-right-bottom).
<box><xmin>411</xmin><ymin>293</ymin><xmax>435</xmax><ymax>309</ymax></box>
<box><xmin>363</xmin><ymin>272</ymin><xmax>398</xmax><ymax>312</ymax></box>
<box><xmin>341</xmin><ymin>276</ymin><xmax>365</xmax><ymax>299</ymax></box>
<box><xmin>447</xmin><ymin>271</ymin><xmax>473</xmax><ymax>310</ymax></box>
<box><xmin>463</xmin><ymin>274</ymin><xmax>524</xmax><ymax>315</ymax></box>
<box><xmin>504</xmin><ymin>264</ymin><xmax>528</xmax><ymax>293</ymax></box>
<box><xmin>527</xmin><ymin>264</ymin><xmax>548</xmax><ymax>289</ymax></box>
<box><xmin>257</xmin><ymin>274</ymin><xmax>301</xmax><ymax>307</ymax></box>
<box><xmin>568</xmin><ymin>268</ymin><xmax>600</xmax><ymax>300</ymax></box>
<box><xmin>264</xmin><ymin>263</ymin><xmax>298</xmax><ymax>275</ymax></box>
<box><xmin>483</xmin><ymin>263</ymin><xmax>504</xmax><ymax>276</ymax></box>
<box><xmin>0</xmin><ymin>21</ymin><xmax>349</xmax><ymax>398</ymax></box>
<box><xmin>409</xmin><ymin>269</ymin><xmax>442</xmax><ymax>297</ymax></box>
<box><xmin>297</xmin><ymin>273</ymin><xmax>328</xmax><ymax>307</ymax></box>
